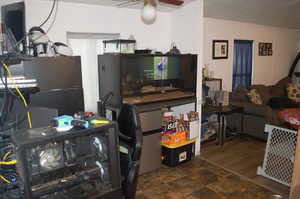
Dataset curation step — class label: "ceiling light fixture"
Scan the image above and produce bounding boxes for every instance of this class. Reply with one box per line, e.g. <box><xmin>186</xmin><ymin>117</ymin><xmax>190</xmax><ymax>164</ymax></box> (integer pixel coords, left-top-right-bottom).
<box><xmin>141</xmin><ymin>0</ymin><xmax>157</xmax><ymax>24</ymax></box>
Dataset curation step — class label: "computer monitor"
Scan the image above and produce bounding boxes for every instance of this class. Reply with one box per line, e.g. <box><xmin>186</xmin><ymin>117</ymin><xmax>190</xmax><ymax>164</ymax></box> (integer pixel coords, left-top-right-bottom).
<box><xmin>143</xmin><ymin>56</ymin><xmax>180</xmax><ymax>81</ymax></box>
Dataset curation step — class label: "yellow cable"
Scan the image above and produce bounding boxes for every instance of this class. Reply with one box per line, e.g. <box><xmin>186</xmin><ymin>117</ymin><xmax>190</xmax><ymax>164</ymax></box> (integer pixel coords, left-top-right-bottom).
<box><xmin>0</xmin><ymin>160</ymin><xmax>17</xmax><ymax>165</ymax></box>
<box><xmin>1</xmin><ymin>62</ymin><xmax>32</xmax><ymax>128</ymax></box>
<box><xmin>0</xmin><ymin>175</ymin><xmax>12</xmax><ymax>184</ymax></box>
<box><xmin>2</xmin><ymin>152</ymin><xmax>11</xmax><ymax>160</ymax></box>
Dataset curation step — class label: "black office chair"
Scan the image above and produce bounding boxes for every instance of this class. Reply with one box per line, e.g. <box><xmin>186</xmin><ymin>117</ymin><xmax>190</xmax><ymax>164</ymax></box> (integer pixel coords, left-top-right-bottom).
<box><xmin>118</xmin><ymin>104</ymin><xmax>143</xmax><ymax>199</ymax></box>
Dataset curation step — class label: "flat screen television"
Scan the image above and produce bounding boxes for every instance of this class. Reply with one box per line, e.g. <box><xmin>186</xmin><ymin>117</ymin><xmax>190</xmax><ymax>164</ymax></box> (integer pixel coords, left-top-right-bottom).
<box><xmin>144</xmin><ymin>56</ymin><xmax>180</xmax><ymax>81</ymax></box>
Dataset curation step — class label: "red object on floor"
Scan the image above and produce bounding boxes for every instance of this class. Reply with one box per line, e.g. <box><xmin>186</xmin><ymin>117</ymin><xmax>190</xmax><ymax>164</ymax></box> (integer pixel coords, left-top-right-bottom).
<box><xmin>278</xmin><ymin>108</ymin><xmax>300</xmax><ymax>129</ymax></box>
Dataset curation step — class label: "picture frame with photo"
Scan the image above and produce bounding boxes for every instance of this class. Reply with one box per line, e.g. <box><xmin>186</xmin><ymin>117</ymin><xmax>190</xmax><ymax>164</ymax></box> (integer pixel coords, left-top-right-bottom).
<box><xmin>259</xmin><ymin>42</ymin><xmax>272</xmax><ymax>56</ymax></box>
<box><xmin>212</xmin><ymin>40</ymin><xmax>229</xmax><ymax>59</ymax></box>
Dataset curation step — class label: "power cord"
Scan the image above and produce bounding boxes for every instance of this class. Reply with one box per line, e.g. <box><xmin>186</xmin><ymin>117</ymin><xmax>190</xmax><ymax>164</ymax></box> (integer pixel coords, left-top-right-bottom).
<box><xmin>38</xmin><ymin>0</ymin><xmax>58</xmax><ymax>28</ymax></box>
<box><xmin>0</xmin><ymin>62</ymin><xmax>32</xmax><ymax>128</ymax></box>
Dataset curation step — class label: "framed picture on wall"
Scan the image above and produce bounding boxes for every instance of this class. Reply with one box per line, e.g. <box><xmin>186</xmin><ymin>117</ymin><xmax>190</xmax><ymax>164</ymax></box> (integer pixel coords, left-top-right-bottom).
<box><xmin>259</xmin><ymin>42</ymin><xmax>272</xmax><ymax>56</ymax></box>
<box><xmin>212</xmin><ymin>40</ymin><xmax>229</xmax><ymax>59</ymax></box>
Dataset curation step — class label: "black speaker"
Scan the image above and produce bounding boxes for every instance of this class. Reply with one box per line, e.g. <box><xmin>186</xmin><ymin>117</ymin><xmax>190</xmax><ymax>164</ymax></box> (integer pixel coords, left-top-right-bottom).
<box><xmin>12</xmin><ymin>123</ymin><xmax>121</xmax><ymax>199</ymax></box>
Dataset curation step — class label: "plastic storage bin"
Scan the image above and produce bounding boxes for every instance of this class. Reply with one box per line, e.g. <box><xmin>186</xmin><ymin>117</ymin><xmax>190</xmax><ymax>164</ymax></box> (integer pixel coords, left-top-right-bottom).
<box><xmin>162</xmin><ymin>139</ymin><xmax>195</xmax><ymax>167</ymax></box>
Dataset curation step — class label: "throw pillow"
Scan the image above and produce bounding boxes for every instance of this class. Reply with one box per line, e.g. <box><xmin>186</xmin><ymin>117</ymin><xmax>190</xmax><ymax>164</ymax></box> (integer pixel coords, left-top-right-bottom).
<box><xmin>247</xmin><ymin>89</ymin><xmax>263</xmax><ymax>105</ymax></box>
<box><xmin>250</xmin><ymin>85</ymin><xmax>271</xmax><ymax>105</ymax></box>
<box><xmin>287</xmin><ymin>83</ymin><xmax>300</xmax><ymax>102</ymax></box>
<box><xmin>267</xmin><ymin>96</ymin><xmax>298</xmax><ymax>109</ymax></box>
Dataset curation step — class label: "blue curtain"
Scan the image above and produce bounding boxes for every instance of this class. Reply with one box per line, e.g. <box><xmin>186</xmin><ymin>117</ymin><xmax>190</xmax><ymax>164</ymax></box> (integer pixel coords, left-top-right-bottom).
<box><xmin>232</xmin><ymin>40</ymin><xmax>253</xmax><ymax>89</ymax></box>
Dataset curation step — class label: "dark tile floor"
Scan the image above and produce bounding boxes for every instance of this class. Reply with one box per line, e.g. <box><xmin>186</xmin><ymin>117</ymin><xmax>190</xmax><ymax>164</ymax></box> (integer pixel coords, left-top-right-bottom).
<box><xmin>136</xmin><ymin>157</ymin><xmax>277</xmax><ymax>199</ymax></box>
<box><xmin>201</xmin><ymin>137</ymin><xmax>290</xmax><ymax>197</ymax></box>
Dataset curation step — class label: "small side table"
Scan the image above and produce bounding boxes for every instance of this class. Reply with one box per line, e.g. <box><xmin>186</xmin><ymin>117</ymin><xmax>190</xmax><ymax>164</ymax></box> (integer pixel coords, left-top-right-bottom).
<box><xmin>202</xmin><ymin>105</ymin><xmax>244</xmax><ymax>146</ymax></box>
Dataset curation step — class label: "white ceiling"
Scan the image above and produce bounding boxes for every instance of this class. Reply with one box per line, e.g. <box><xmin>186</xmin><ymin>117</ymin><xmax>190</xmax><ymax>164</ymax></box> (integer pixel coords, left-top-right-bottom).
<box><xmin>204</xmin><ymin>0</ymin><xmax>300</xmax><ymax>29</ymax></box>
<box><xmin>58</xmin><ymin>0</ymin><xmax>195</xmax><ymax>12</ymax></box>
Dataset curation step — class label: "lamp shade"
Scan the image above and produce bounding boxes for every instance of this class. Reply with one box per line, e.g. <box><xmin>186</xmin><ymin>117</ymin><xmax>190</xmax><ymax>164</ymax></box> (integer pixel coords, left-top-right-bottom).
<box><xmin>141</xmin><ymin>3</ymin><xmax>157</xmax><ymax>24</ymax></box>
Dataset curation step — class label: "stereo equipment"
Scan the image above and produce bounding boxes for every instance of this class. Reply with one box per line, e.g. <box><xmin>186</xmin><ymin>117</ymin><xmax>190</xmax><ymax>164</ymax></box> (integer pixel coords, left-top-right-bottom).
<box><xmin>12</xmin><ymin>123</ymin><xmax>121</xmax><ymax>199</ymax></box>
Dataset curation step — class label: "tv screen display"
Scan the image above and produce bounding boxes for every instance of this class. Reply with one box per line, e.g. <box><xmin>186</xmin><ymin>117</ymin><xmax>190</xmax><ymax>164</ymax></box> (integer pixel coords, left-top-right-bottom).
<box><xmin>143</xmin><ymin>56</ymin><xmax>180</xmax><ymax>81</ymax></box>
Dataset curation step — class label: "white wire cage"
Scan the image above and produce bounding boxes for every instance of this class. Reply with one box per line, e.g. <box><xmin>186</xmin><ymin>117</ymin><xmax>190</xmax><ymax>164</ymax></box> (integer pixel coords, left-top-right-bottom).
<box><xmin>257</xmin><ymin>124</ymin><xmax>298</xmax><ymax>186</ymax></box>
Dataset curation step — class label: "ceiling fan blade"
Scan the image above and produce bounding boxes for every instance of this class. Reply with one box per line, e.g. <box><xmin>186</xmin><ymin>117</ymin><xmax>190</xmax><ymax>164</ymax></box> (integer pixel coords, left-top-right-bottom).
<box><xmin>117</xmin><ymin>0</ymin><xmax>141</xmax><ymax>7</ymax></box>
<box><xmin>159</xmin><ymin>0</ymin><xmax>183</xmax><ymax>6</ymax></box>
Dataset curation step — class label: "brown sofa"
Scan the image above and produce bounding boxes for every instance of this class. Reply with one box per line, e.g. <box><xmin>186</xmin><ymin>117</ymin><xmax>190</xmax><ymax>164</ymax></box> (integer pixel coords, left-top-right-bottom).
<box><xmin>228</xmin><ymin>77</ymin><xmax>295</xmax><ymax>140</ymax></box>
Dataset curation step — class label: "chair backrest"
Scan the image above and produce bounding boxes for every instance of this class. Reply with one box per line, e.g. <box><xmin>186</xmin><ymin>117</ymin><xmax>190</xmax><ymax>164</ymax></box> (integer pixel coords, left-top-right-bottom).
<box><xmin>117</xmin><ymin>104</ymin><xmax>143</xmax><ymax>161</ymax></box>
<box><xmin>122</xmin><ymin>161</ymin><xmax>141</xmax><ymax>199</ymax></box>
<box><xmin>118</xmin><ymin>104</ymin><xmax>143</xmax><ymax>199</ymax></box>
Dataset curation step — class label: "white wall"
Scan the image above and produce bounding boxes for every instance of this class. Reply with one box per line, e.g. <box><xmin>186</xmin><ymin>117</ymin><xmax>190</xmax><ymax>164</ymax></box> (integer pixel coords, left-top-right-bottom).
<box><xmin>171</xmin><ymin>0</ymin><xmax>203</xmax><ymax>99</ymax></box>
<box><xmin>171</xmin><ymin>0</ymin><xmax>203</xmax><ymax>155</ymax></box>
<box><xmin>203</xmin><ymin>17</ymin><xmax>299</xmax><ymax>91</ymax></box>
<box><xmin>24</xmin><ymin>0</ymin><xmax>172</xmax><ymax>52</ymax></box>
<box><xmin>69</xmin><ymin>38</ymin><xmax>102</xmax><ymax>112</ymax></box>
<box><xmin>171</xmin><ymin>0</ymin><xmax>203</xmax><ymax>55</ymax></box>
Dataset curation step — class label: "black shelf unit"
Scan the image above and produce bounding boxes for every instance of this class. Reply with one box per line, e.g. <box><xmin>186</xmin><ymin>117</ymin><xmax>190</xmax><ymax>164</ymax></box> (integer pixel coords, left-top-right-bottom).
<box><xmin>98</xmin><ymin>53</ymin><xmax>198</xmax><ymax>174</ymax></box>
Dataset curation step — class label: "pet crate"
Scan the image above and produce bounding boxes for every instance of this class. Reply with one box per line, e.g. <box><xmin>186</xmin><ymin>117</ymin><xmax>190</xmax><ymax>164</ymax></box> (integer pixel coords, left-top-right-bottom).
<box><xmin>12</xmin><ymin>123</ymin><xmax>121</xmax><ymax>199</ymax></box>
<box><xmin>257</xmin><ymin>124</ymin><xmax>298</xmax><ymax>186</ymax></box>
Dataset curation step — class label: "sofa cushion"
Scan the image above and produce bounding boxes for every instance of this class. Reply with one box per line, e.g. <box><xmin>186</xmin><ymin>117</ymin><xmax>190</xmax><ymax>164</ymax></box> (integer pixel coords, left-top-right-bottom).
<box><xmin>231</xmin><ymin>101</ymin><xmax>279</xmax><ymax>124</ymax></box>
<box><xmin>267</xmin><ymin>96</ymin><xmax>298</xmax><ymax>109</ymax></box>
<box><xmin>249</xmin><ymin>85</ymin><xmax>271</xmax><ymax>104</ymax></box>
<box><xmin>270</xmin><ymin>76</ymin><xmax>291</xmax><ymax>97</ymax></box>
<box><xmin>230</xmin><ymin>85</ymin><xmax>249</xmax><ymax>102</ymax></box>
<box><xmin>247</xmin><ymin>89</ymin><xmax>263</xmax><ymax>105</ymax></box>
<box><xmin>287</xmin><ymin>83</ymin><xmax>300</xmax><ymax>102</ymax></box>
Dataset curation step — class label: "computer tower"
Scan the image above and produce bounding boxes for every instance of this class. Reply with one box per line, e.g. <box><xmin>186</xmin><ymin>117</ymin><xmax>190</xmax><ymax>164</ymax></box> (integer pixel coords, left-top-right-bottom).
<box><xmin>12</xmin><ymin>123</ymin><xmax>121</xmax><ymax>199</ymax></box>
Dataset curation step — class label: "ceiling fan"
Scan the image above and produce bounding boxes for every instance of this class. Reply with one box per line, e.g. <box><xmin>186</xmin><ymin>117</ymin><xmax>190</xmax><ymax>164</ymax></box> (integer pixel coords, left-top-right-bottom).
<box><xmin>113</xmin><ymin>0</ymin><xmax>184</xmax><ymax>24</ymax></box>
<box><xmin>112</xmin><ymin>0</ymin><xmax>184</xmax><ymax>8</ymax></box>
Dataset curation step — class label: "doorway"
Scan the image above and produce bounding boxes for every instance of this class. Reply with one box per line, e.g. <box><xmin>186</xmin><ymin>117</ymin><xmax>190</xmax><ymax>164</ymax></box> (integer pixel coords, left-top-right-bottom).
<box><xmin>232</xmin><ymin>40</ymin><xmax>253</xmax><ymax>89</ymax></box>
<box><xmin>67</xmin><ymin>33</ymin><xmax>120</xmax><ymax>112</ymax></box>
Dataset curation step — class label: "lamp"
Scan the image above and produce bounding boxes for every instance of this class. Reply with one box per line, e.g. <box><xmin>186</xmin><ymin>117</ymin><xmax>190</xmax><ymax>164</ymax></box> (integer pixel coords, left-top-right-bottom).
<box><xmin>141</xmin><ymin>0</ymin><xmax>157</xmax><ymax>24</ymax></box>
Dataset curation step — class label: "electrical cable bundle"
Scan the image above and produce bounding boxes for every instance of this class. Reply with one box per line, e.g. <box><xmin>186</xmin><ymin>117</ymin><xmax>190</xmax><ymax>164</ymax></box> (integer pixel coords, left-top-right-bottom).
<box><xmin>15</xmin><ymin>0</ymin><xmax>59</xmax><ymax>56</ymax></box>
<box><xmin>0</xmin><ymin>1</ymin><xmax>59</xmax><ymax>198</ymax></box>
<box><xmin>0</xmin><ymin>136</ymin><xmax>21</xmax><ymax>199</ymax></box>
<box><xmin>0</xmin><ymin>0</ymin><xmax>60</xmax><ymax>129</ymax></box>
<box><xmin>0</xmin><ymin>38</ymin><xmax>34</xmax><ymax>199</ymax></box>
<box><xmin>0</xmin><ymin>142</ymin><xmax>17</xmax><ymax>185</ymax></box>
<box><xmin>0</xmin><ymin>0</ymin><xmax>58</xmax><ymax>199</ymax></box>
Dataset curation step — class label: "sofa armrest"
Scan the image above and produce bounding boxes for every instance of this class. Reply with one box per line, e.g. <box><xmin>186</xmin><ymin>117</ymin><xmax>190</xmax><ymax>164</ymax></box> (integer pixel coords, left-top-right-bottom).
<box><xmin>230</xmin><ymin>101</ymin><xmax>273</xmax><ymax>117</ymax></box>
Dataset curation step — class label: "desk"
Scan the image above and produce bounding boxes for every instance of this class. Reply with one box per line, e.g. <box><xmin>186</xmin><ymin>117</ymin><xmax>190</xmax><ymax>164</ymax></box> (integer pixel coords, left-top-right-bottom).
<box><xmin>203</xmin><ymin>105</ymin><xmax>244</xmax><ymax>146</ymax></box>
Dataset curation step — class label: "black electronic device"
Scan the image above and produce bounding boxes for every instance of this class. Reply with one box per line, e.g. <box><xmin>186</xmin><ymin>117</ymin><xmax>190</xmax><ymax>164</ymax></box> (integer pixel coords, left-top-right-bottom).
<box><xmin>30</xmin><ymin>88</ymin><xmax>84</xmax><ymax>116</ymax></box>
<box><xmin>6</xmin><ymin>56</ymin><xmax>84</xmax><ymax>115</ymax></box>
<box><xmin>12</xmin><ymin>123</ymin><xmax>121</xmax><ymax>199</ymax></box>
<box><xmin>9</xmin><ymin>56</ymin><xmax>82</xmax><ymax>91</ymax></box>
<box><xmin>1</xmin><ymin>2</ymin><xmax>26</xmax><ymax>52</ymax></box>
